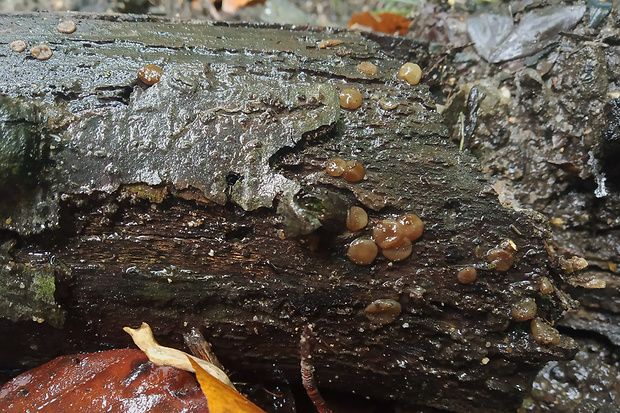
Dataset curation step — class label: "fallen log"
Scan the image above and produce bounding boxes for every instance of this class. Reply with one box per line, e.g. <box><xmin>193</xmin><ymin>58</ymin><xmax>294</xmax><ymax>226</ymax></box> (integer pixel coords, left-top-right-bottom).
<box><xmin>0</xmin><ymin>12</ymin><xmax>579</xmax><ymax>412</ymax></box>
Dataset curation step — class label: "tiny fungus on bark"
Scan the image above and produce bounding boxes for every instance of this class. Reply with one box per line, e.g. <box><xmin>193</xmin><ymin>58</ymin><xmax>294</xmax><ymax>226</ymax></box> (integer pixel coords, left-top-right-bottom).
<box><xmin>398</xmin><ymin>214</ymin><xmax>424</xmax><ymax>242</ymax></box>
<box><xmin>342</xmin><ymin>161</ymin><xmax>365</xmax><ymax>182</ymax></box>
<box><xmin>540</xmin><ymin>276</ymin><xmax>553</xmax><ymax>294</ymax></box>
<box><xmin>373</xmin><ymin>219</ymin><xmax>406</xmax><ymax>249</ymax></box>
<box><xmin>325</xmin><ymin>157</ymin><xmax>347</xmax><ymax>177</ymax></box>
<box><xmin>325</xmin><ymin>158</ymin><xmax>365</xmax><ymax>182</ymax></box>
<box><xmin>379</xmin><ymin>97</ymin><xmax>399</xmax><ymax>111</ymax></box>
<box><xmin>381</xmin><ymin>237</ymin><xmax>412</xmax><ymax>261</ymax></box>
<box><xmin>530</xmin><ymin>318</ymin><xmax>561</xmax><ymax>345</ymax></box>
<box><xmin>10</xmin><ymin>40</ymin><xmax>27</xmax><ymax>52</ymax></box>
<box><xmin>457</xmin><ymin>266</ymin><xmax>477</xmax><ymax>284</ymax></box>
<box><xmin>57</xmin><ymin>20</ymin><xmax>77</xmax><ymax>34</ymax></box>
<box><xmin>339</xmin><ymin>88</ymin><xmax>363</xmax><ymax>110</ymax></box>
<box><xmin>488</xmin><ymin>239</ymin><xmax>517</xmax><ymax>272</ymax></box>
<box><xmin>346</xmin><ymin>214</ymin><xmax>424</xmax><ymax>265</ymax></box>
<box><xmin>397</xmin><ymin>63</ymin><xmax>422</xmax><ymax>85</ymax></box>
<box><xmin>318</xmin><ymin>39</ymin><xmax>341</xmax><ymax>49</ymax></box>
<box><xmin>346</xmin><ymin>206</ymin><xmax>368</xmax><ymax>231</ymax></box>
<box><xmin>31</xmin><ymin>45</ymin><xmax>52</xmax><ymax>60</ymax></box>
<box><xmin>138</xmin><ymin>64</ymin><xmax>164</xmax><ymax>86</ymax></box>
<box><xmin>511</xmin><ymin>298</ymin><xmax>537</xmax><ymax>321</ymax></box>
<box><xmin>347</xmin><ymin>237</ymin><xmax>378</xmax><ymax>265</ymax></box>
<box><xmin>365</xmin><ymin>299</ymin><xmax>402</xmax><ymax>325</ymax></box>
<box><xmin>357</xmin><ymin>62</ymin><xmax>378</xmax><ymax>75</ymax></box>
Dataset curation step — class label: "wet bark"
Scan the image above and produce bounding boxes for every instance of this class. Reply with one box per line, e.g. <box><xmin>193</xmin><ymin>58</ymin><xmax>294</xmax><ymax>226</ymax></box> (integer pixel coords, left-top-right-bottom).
<box><xmin>0</xmin><ymin>12</ymin><xmax>579</xmax><ymax>412</ymax></box>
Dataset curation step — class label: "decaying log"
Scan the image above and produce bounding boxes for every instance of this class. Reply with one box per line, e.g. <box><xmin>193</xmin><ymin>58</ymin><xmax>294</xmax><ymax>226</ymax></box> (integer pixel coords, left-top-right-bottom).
<box><xmin>0</xmin><ymin>12</ymin><xmax>580</xmax><ymax>412</ymax></box>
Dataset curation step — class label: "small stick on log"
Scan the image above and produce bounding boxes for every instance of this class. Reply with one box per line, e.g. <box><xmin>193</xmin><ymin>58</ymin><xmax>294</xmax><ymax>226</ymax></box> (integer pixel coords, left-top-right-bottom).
<box><xmin>183</xmin><ymin>327</ymin><xmax>226</xmax><ymax>372</ymax></box>
<box><xmin>300</xmin><ymin>325</ymin><xmax>333</xmax><ymax>413</ymax></box>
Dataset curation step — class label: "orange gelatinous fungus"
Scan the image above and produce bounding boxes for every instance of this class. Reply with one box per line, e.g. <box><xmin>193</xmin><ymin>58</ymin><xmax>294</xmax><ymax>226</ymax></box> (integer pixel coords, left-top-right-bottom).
<box><xmin>138</xmin><ymin>64</ymin><xmax>164</xmax><ymax>86</ymax></box>
<box><xmin>57</xmin><ymin>20</ymin><xmax>77</xmax><ymax>34</ymax></box>
<box><xmin>357</xmin><ymin>61</ymin><xmax>378</xmax><ymax>75</ymax></box>
<box><xmin>488</xmin><ymin>247</ymin><xmax>514</xmax><ymax>272</ymax></box>
<box><xmin>325</xmin><ymin>157</ymin><xmax>347</xmax><ymax>177</ymax></box>
<box><xmin>373</xmin><ymin>219</ymin><xmax>405</xmax><ymax>249</ymax></box>
<box><xmin>31</xmin><ymin>45</ymin><xmax>52</xmax><ymax>60</ymax></box>
<box><xmin>398</xmin><ymin>214</ymin><xmax>423</xmax><ymax>242</ymax></box>
<box><xmin>382</xmin><ymin>237</ymin><xmax>412</xmax><ymax>262</ymax></box>
<box><xmin>340</xmin><ymin>88</ymin><xmax>363</xmax><ymax>110</ymax></box>
<box><xmin>397</xmin><ymin>63</ymin><xmax>422</xmax><ymax>85</ymax></box>
<box><xmin>457</xmin><ymin>266</ymin><xmax>477</xmax><ymax>284</ymax></box>
<box><xmin>348</xmin><ymin>237</ymin><xmax>378</xmax><ymax>265</ymax></box>
<box><xmin>347</xmin><ymin>206</ymin><xmax>368</xmax><ymax>231</ymax></box>
<box><xmin>530</xmin><ymin>318</ymin><xmax>561</xmax><ymax>345</ymax></box>
<box><xmin>342</xmin><ymin>161</ymin><xmax>365</xmax><ymax>182</ymax></box>
<box><xmin>365</xmin><ymin>299</ymin><xmax>402</xmax><ymax>325</ymax></box>
<box><xmin>10</xmin><ymin>40</ymin><xmax>27</xmax><ymax>52</ymax></box>
<box><xmin>318</xmin><ymin>39</ymin><xmax>341</xmax><ymax>49</ymax></box>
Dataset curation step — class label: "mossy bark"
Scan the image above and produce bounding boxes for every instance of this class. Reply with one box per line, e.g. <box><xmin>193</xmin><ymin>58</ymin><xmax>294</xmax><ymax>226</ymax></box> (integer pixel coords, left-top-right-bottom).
<box><xmin>0</xmin><ymin>12</ymin><xmax>577</xmax><ymax>412</ymax></box>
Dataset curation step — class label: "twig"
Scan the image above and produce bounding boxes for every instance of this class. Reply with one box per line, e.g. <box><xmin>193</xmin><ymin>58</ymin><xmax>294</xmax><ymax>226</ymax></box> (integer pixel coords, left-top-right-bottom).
<box><xmin>183</xmin><ymin>327</ymin><xmax>226</xmax><ymax>371</ymax></box>
<box><xmin>300</xmin><ymin>325</ymin><xmax>332</xmax><ymax>413</ymax></box>
<box><xmin>202</xmin><ymin>0</ymin><xmax>222</xmax><ymax>21</ymax></box>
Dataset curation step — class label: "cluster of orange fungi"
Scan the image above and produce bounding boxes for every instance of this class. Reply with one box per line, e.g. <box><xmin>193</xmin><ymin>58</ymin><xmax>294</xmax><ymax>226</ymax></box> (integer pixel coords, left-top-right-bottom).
<box><xmin>325</xmin><ymin>158</ymin><xmax>365</xmax><ymax>182</ymax></box>
<box><xmin>347</xmin><ymin>212</ymin><xmax>424</xmax><ymax>266</ymax></box>
<box><xmin>339</xmin><ymin>62</ymin><xmax>422</xmax><ymax>111</ymax></box>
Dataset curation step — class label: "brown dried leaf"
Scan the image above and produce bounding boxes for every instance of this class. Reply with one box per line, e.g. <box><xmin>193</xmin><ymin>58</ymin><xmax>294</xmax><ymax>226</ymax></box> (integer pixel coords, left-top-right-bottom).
<box><xmin>221</xmin><ymin>0</ymin><xmax>266</xmax><ymax>14</ymax></box>
<box><xmin>348</xmin><ymin>12</ymin><xmax>411</xmax><ymax>36</ymax></box>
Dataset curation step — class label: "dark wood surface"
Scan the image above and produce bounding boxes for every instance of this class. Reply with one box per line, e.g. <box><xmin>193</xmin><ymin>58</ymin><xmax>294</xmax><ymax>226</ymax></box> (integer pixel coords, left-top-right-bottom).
<box><xmin>0</xmin><ymin>12</ymin><xmax>578</xmax><ymax>412</ymax></box>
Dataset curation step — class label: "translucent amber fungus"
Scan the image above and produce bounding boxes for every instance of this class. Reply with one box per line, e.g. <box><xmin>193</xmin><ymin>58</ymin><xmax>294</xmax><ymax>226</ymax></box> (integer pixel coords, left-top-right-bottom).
<box><xmin>540</xmin><ymin>276</ymin><xmax>553</xmax><ymax>295</ymax></box>
<box><xmin>382</xmin><ymin>237</ymin><xmax>412</xmax><ymax>261</ymax></box>
<box><xmin>318</xmin><ymin>39</ymin><xmax>341</xmax><ymax>49</ymax></box>
<box><xmin>379</xmin><ymin>97</ymin><xmax>399</xmax><ymax>111</ymax></box>
<box><xmin>342</xmin><ymin>161</ymin><xmax>365</xmax><ymax>182</ymax></box>
<box><xmin>373</xmin><ymin>219</ymin><xmax>405</xmax><ymax>249</ymax></box>
<box><xmin>357</xmin><ymin>62</ymin><xmax>378</xmax><ymax>75</ymax></box>
<box><xmin>511</xmin><ymin>298</ymin><xmax>537</xmax><ymax>321</ymax></box>
<box><xmin>500</xmin><ymin>239</ymin><xmax>518</xmax><ymax>253</ymax></box>
<box><xmin>347</xmin><ymin>206</ymin><xmax>368</xmax><ymax>231</ymax></box>
<box><xmin>57</xmin><ymin>20</ymin><xmax>77</xmax><ymax>34</ymax></box>
<box><xmin>31</xmin><ymin>45</ymin><xmax>52</xmax><ymax>60</ymax></box>
<box><xmin>138</xmin><ymin>64</ymin><xmax>164</xmax><ymax>86</ymax></box>
<box><xmin>457</xmin><ymin>267</ymin><xmax>477</xmax><ymax>284</ymax></box>
<box><xmin>488</xmin><ymin>247</ymin><xmax>514</xmax><ymax>272</ymax></box>
<box><xmin>531</xmin><ymin>318</ymin><xmax>561</xmax><ymax>345</ymax></box>
<box><xmin>365</xmin><ymin>299</ymin><xmax>402</xmax><ymax>325</ymax></box>
<box><xmin>10</xmin><ymin>40</ymin><xmax>27</xmax><ymax>52</ymax></box>
<box><xmin>397</xmin><ymin>63</ymin><xmax>422</xmax><ymax>85</ymax></box>
<box><xmin>398</xmin><ymin>214</ymin><xmax>423</xmax><ymax>242</ymax></box>
<box><xmin>326</xmin><ymin>157</ymin><xmax>347</xmax><ymax>177</ymax></box>
<box><xmin>348</xmin><ymin>238</ymin><xmax>378</xmax><ymax>265</ymax></box>
<box><xmin>340</xmin><ymin>88</ymin><xmax>363</xmax><ymax>110</ymax></box>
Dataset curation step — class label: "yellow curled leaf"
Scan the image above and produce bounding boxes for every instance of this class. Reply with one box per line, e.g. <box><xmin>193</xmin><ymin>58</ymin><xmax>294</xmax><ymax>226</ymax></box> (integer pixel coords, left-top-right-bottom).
<box><xmin>187</xmin><ymin>356</ymin><xmax>266</xmax><ymax>413</ymax></box>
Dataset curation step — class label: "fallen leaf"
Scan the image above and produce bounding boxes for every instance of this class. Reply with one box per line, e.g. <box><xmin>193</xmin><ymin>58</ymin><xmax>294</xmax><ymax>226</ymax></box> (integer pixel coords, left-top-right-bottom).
<box><xmin>0</xmin><ymin>349</ymin><xmax>209</xmax><ymax>412</ymax></box>
<box><xmin>348</xmin><ymin>12</ymin><xmax>411</xmax><ymax>36</ymax></box>
<box><xmin>124</xmin><ymin>322</ymin><xmax>235</xmax><ymax>388</ymax></box>
<box><xmin>222</xmin><ymin>0</ymin><xmax>266</xmax><ymax>14</ymax></box>
<box><xmin>466</xmin><ymin>5</ymin><xmax>586</xmax><ymax>63</ymax></box>
<box><xmin>188</xmin><ymin>356</ymin><xmax>267</xmax><ymax>413</ymax></box>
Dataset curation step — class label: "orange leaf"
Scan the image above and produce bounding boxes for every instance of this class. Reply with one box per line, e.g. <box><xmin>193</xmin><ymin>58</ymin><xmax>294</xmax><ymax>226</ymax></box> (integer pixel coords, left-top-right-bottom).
<box><xmin>348</xmin><ymin>12</ymin><xmax>411</xmax><ymax>36</ymax></box>
<box><xmin>187</xmin><ymin>356</ymin><xmax>266</xmax><ymax>413</ymax></box>
<box><xmin>221</xmin><ymin>0</ymin><xmax>266</xmax><ymax>14</ymax></box>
